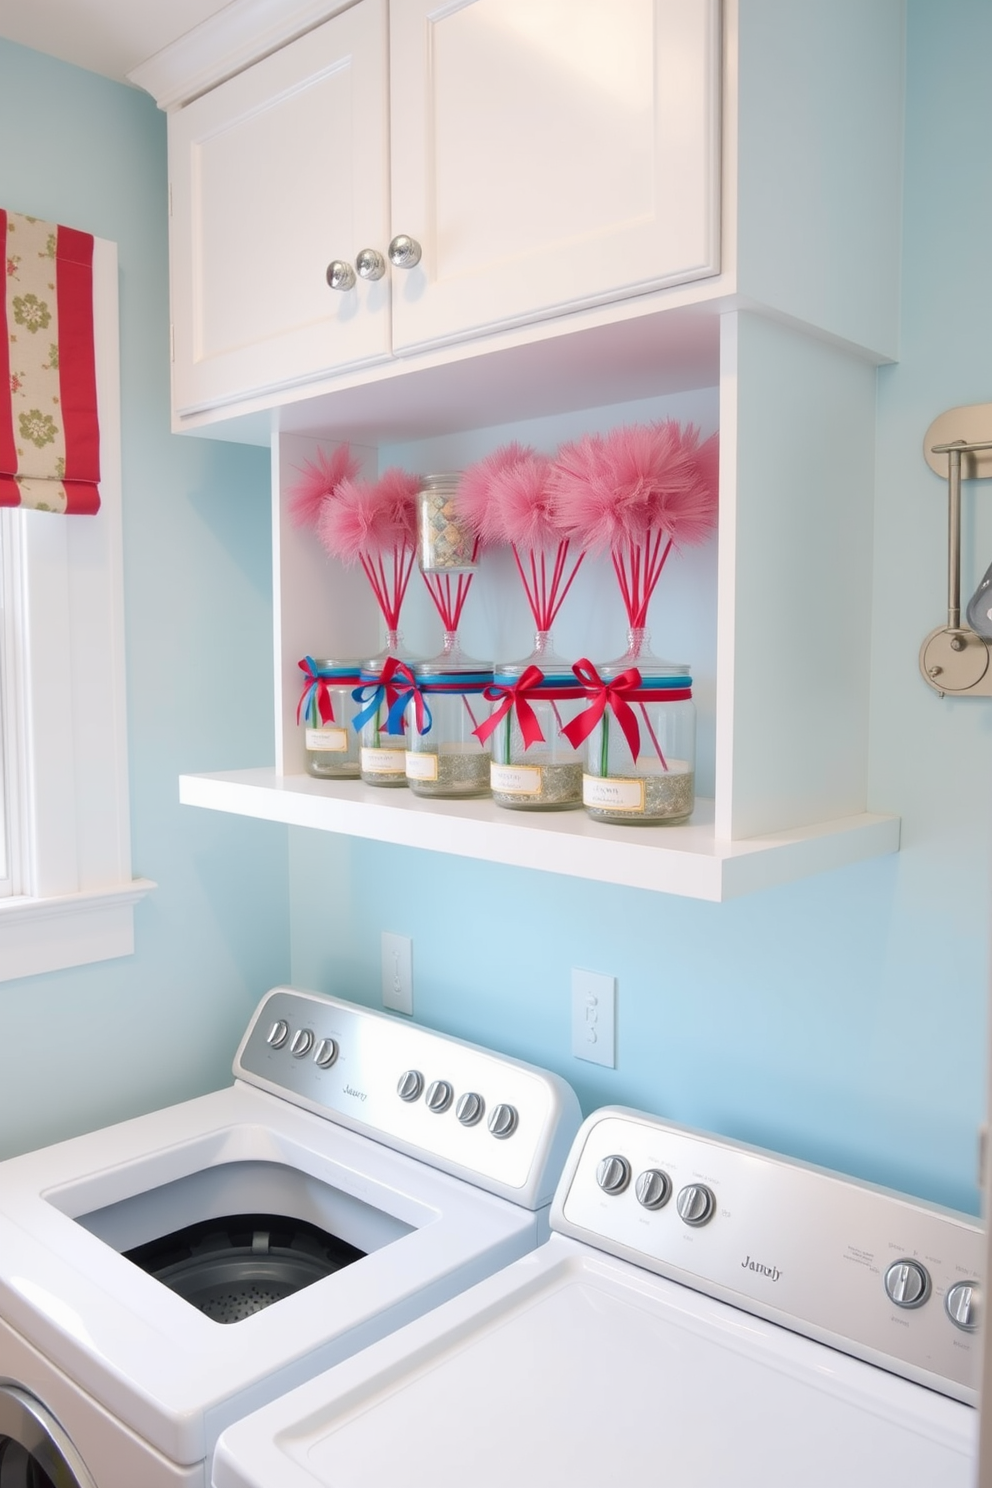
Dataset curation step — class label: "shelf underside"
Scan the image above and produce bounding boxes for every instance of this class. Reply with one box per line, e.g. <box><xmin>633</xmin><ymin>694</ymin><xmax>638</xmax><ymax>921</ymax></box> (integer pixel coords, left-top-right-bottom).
<box><xmin>179</xmin><ymin>770</ymin><xmax>900</xmax><ymax>902</ymax></box>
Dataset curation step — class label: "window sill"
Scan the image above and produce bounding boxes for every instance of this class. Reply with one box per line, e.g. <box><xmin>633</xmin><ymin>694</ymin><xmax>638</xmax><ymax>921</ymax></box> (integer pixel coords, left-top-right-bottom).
<box><xmin>0</xmin><ymin>879</ymin><xmax>156</xmax><ymax>983</ymax></box>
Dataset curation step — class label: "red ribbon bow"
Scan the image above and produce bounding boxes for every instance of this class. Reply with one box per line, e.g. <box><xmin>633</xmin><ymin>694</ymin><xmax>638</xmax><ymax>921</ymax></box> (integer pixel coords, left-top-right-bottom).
<box><xmin>562</xmin><ymin>659</ymin><xmax>643</xmax><ymax>759</ymax></box>
<box><xmin>296</xmin><ymin>657</ymin><xmax>335</xmax><ymax>726</ymax></box>
<box><xmin>474</xmin><ymin>664</ymin><xmax>547</xmax><ymax>749</ymax></box>
<box><xmin>379</xmin><ymin>656</ymin><xmax>429</xmax><ymax>735</ymax></box>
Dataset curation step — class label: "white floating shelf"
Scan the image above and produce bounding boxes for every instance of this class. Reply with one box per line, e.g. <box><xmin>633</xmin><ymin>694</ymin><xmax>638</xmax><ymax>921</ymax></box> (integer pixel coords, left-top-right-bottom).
<box><xmin>179</xmin><ymin>770</ymin><xmax>900</xmax><ymax>903</ymax></box>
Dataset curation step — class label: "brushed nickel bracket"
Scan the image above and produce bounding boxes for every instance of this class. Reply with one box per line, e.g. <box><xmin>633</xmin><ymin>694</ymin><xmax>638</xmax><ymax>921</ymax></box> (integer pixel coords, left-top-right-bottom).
<box><xmin>920</xmin><ymin>403</ymin><xmax>992</xmax><ymax>697</ymax></box>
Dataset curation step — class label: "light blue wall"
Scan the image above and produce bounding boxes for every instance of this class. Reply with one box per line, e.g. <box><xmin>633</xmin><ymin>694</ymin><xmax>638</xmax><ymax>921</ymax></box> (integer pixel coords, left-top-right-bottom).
<box><xmin>288</xmin><ymin>0</ymin><xmax>992</xmax><ymax>1215</ymax></box>
<box><xmin>0</xmin><ymin>42</ymin><xmax>290</xmax><ymax>1157</ymax></box>
<box><xmin>1</xmin><ymin>2</ymin><xmax>987</xmax><ymax>1219</ymax></box>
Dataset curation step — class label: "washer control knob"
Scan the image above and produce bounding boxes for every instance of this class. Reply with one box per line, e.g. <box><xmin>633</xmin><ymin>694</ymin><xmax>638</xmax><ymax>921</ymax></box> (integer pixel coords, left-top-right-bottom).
<box><xmin>884</xmin><ymin>1259</ymin><xmax>931</xmax><ymax>1309</ymax></box>
<box><xmin>456</xmin><ymin>1092</ymin><xmax>485</xmax><ymax>1127</ymax></box>
<box><xmin>314</xmin><ymin>1037</ymin><xmax>339</xmax><ymax>1069</ymax></box>
<box><xmin>425</xmin><ymin>1079</ymin><xmax>454</xmax><ymax>1114</ymax></box>
<box><xmin>266</xmin><ymin>1019</ymin><xmax>289</xmax><ymax>1049</ymax></box>
<box><xmin>676</xmin><ymin>1183</ymin><xmax>716</xmax><ymax>1227</ymax></box>
<box><xmin>596</xmin><ymin>1155</ymin><xmax>631</xmax><ymax>1195</ymax></box>
<box><xmin>290</xmin><ymin>1028</ymin><xmax>315</xmax><ymax>1059</ymax></box>
<box><xmin>488</xmin><ymin>1103</ymin><xmax>518</xmax><ymax>1140</ymax></box>
<box><xmin>397</xmin><ymin>1069</ymin><xmax>424</xmax><ymax>1102</ymax></box>
<box><xmin>945</xmin><ymin>1281</ymin><xmax>980</xmax><ymax>1331</ymax></box>
<box><xmin>635</xmin><ymin>1168</ymin><xmax>672</xmax><ymax>1211</ymax></box>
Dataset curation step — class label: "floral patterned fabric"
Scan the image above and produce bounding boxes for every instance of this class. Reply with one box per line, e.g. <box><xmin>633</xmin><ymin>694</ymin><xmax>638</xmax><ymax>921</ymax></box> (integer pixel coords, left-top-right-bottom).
<box><xmin>1</xmin><ymin>209</ymin><xmax>100</xmax><ymax>514</ymax></box>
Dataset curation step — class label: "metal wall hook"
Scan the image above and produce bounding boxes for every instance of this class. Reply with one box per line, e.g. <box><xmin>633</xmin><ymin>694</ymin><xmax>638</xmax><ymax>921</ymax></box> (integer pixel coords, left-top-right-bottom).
<box><xmin>919</xmin><ymin>404</ymin><xmax>992</xmax><ymax>697</ymax></box>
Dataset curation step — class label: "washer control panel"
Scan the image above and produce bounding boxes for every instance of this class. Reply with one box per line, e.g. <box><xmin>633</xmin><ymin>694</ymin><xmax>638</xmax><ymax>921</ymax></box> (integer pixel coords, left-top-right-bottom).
<box><xmin>553</xmin><ymin>1107</ymin><xmax>983</xmax><ymax>1403</ymax></box>
<box><xmin>235</xmin><ymin>988</ymin><xmax>581</xmax><ymax>1209</ymax></box>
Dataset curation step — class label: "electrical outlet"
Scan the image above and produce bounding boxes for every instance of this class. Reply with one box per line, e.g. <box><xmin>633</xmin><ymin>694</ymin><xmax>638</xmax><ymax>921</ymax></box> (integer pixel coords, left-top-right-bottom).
<box><xmin>381</xmin><ymin>932</ymin><xmax>413</xmax><ymax>1015</ymax></box>
<box><xmin>571</xmin><ymin>969</ymin><xmax>616</xmax><ymax>1068</ymax></box>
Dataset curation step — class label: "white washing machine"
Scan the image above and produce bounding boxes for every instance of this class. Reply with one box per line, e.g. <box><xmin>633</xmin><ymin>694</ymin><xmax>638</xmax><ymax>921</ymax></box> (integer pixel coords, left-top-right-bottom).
<box><xmin>212</xmin><ymin>1106</ymin><xmax>982</xmax><ymax>1488</ymax></box>
<box><xmin>0</xmin><ymin>986</ymin><xmax>581</xmax><ymax>1487</ymax></box>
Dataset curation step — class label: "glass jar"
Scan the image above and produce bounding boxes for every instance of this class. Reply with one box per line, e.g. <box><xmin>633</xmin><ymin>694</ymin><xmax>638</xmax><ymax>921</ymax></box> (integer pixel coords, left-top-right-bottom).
<box><xmin>577</xmin><ymin>632</ymin><xmax>695</xmax><ymax>826</ymax></box>
<box><xmin>405</xmin><ymin>634</ymin><xmax>492</xmax><ymax>798</ymax></box>
<box><xmin>416</xmin><ymin>473</ymin><xmax>476</xmax><ymax>572</ymax></box>
<box><xmin>485</xmin><ymin>633</ymin><xmax>585</xmax><ymax>811</ymax></box>
<box><xmin>352</xmin><ymin>636</ymin><xmax>420</xmax><ymax>788</ymax></box>
<box><xmin>298</xmin><ymin>657</ymin><xmax>363</xmax><ymax>779</ymax></box>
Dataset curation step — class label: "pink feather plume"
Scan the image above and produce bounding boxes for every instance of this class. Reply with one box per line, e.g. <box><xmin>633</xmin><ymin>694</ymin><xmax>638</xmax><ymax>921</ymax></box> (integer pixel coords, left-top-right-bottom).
<box><xmin>488</xmin><ymin>451</ymin><xmax>563</xmax><ymax>548</ymax></box>
<box><xmin>551</xmin><ymin>421</ymin><xmax>718</xmax><ymax>552</ymax></box>
<box><xmin>317</xmin><ymin>468</ymin><xmax>419</xmax><ymax>564</ymax></box>
<box><xmin>287</xmin><ymin>444</ymin><xmax>360</xmax><ymax>530</ymax></box>
<box><xmin>455</xmin><ymin>442</ymin><xmax>535</xmax><ymax>544</ymax></box>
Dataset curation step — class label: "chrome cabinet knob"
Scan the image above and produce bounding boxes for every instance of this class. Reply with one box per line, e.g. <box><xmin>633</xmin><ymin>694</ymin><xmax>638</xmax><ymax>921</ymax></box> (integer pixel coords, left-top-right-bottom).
<box><xmin>945</xmin><ymin>1280</ymin><xmax>980</xmax><ymax>1331</ymax></box>
<box><xmin>326</xmin><ymin>259</ymin><xmax>356</xmax><ymax>291</ymax></box>
<box><xmin>676</xmin><ymin>1183</ymin><xmax>715</xmax><ymax>1227</ymax></box>
<box><xmin>388</xmin><ymin>234</ymin><xmax>422</xmax><ymax>269</ymax></box>
<box><xmin>456</xmin><ymin>1091</ymin><xmax>485</xmax><ymax>1126</ymax></box>
<box><xmin>596</xmin><ymin>1154</ymin><xmax>631</xmax><ymax>1195</ymax></box>
<box><xmin>884</xmin><ymin>1259</ymin><xmax>931</xmax><ymax>1309</ymax></box>
<box><xmin>355</xmin><ymin>247</ymin><xmax>386</xmax><ymax>281</ymax></box>
<box><xmin>635</xmin><ymin>1168</ymin><xmax>672</xmax><ymax>1211</ymax></box>
<box><xmin>397</xmin><ymin>1069</ymin><xmax>424</xmax><ymax>1102</ymax></box>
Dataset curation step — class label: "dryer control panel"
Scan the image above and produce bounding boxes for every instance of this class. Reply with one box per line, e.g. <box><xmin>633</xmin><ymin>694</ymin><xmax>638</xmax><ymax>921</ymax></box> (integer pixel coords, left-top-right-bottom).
<box><xmin>552</xmin><ymin>1107</ymin><xmax>983</xmax><ymax>1404</ymax></box>
<box><xmin>235</xmin><ymin>988</ymin><xmax>581</xmax><ymax>1210</ymax></box>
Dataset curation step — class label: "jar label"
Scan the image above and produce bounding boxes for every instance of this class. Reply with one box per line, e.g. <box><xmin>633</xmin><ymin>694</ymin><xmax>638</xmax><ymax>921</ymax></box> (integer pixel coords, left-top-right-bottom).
<box><xmin>405</xmin><ymin>751</ymin><xmax>439</xmax><ymax>781</ymax></box>
<box><xmin>491</xmin><ymin>763</ymin><xmax>542</xmax><ymax>795</ymax></box>
<box><xmin>583</xmin><ymin>774</ymin><xmax>646</xmax><ymax>811</ymax></box>
<box><xmin>306</xmin><ymin>727</ymin><xmax>348</xmax><ymax>753</ymax></box>
<box><xmin>360</xmin><ymin>747</ymin><xmax>406</xmax><ymax>774</ymax></box>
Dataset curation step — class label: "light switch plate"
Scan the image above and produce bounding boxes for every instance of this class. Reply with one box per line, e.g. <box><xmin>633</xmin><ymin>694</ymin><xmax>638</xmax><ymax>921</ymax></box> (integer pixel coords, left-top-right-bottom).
<box><xmin>381</xmin><ymin>932</ymin><xmax>413</xmax><ymax>1015</ymax></box>
<box><xmin>571</xmin><ymin>969</ymin><xmax>616</xmax><ymax>1067</ymax></box>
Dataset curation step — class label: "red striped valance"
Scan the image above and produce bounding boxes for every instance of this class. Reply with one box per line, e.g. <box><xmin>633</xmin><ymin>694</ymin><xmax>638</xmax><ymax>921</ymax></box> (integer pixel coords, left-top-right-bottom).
<box><xmin>1</xmin><ymin>209</ymin><xmax>100</xmax><ymax>514</ymax></box>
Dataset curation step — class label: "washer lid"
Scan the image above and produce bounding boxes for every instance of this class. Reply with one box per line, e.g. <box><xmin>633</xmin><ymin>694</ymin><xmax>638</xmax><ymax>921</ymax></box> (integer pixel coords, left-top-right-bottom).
<box><xmin>212</xmin><ymin>1237</ymin><xmax>977</xmax><ymax>1488</ymax></box>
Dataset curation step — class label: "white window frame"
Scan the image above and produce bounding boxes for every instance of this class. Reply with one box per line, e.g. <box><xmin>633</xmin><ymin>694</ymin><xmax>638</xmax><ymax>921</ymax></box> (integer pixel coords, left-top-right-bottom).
<box><xmin>0</xmin><ymin>236</ymin><xmax>154</xmax><ymax>982</ymax></box>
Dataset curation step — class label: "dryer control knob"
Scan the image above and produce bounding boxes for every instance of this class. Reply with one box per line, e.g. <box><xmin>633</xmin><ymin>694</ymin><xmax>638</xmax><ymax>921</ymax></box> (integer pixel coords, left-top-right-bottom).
<box><xmin>676</xmin><ymin>1183</ymin><xmax>715</xmax><ymax>1227</ymax></box>
<box><xmin>314</xmin><ymin>1037</ymin><xmax>339</xmax><ymax>1069</ymax></box>
<box><xmin>884</xmin><ymin>1259</ymin><xmax>931</xmax><ymax>1309</ymax></box>
<box><xmin>635</xmin><ymin>1168</ymin><xmax>672</xmax><ymax>1210</ymax></box>
<box><xmin>597</xmin><ymin>1155</ymin><xmax>631</xmax><ymax>1195</ymax></box>
<box><xmin>488</xmin><ymin>1103</ymin><xmax>518</xmax><ymax>1140</ymax></box>
<box><xmin>945</xmin><ymin>1281</ymin><xmax>980</xmax><ymax>1331</ymax></box>
<box><xmin>290</xmin><ymin>1028</ymin><xmax>315</xmax><ymax>1058</ymax></box>
<box><xmin>426</xmin><ymin>1079</ymin><xmax>454</xmax><ymax>1113</ymax></box>
<box><xmin>266</xmin><ymin>1019</ymin><xmax>289</xmax><ymax>1049</ymax></box>
<box><xmin>456</xmin><ymin>1092</ymin><xmax>485</xmax><ymax>1126</ymax></box>
<box><xmin>397</xmin><ymin>1069</ymin><xmax>424</xmax><ymax>1102</ymax></box>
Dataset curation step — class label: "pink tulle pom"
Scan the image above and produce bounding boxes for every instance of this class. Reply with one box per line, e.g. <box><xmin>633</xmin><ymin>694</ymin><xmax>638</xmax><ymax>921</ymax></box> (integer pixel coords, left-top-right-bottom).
<box><xmin>317</xmin><ymin>468</ymin><xmax>419</xmax><ymax>563</ymax></box>
<box><xmin>551</xmin><ymin>420</ymin><xmax>718</xmax><ymax>552</ymax></box>
<box><xmin>489</xmin><ymin>451</ymin><xmax>562</xmax><ymax>549</ymax></box>
<box><xmin>456</xmin><ymin>443</ymin><xmax>535</xmax><ymax>543</ymax></box>
<box><xmin>287</xmin><ymin>444</ymin><xmax>360</xmax><ymax>529</ymax></box>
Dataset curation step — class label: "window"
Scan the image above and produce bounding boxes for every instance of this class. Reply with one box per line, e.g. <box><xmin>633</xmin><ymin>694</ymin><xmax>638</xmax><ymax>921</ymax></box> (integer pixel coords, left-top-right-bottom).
<box><xmin>0</xmin><ymin>236</ymin><xmax>153</xmax><ymax>982</ymax></box>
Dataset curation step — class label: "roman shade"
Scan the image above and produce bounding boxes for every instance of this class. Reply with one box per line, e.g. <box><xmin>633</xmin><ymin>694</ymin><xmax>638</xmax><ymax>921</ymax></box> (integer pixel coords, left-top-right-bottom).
<box><xmin>1</xmin><ymin>208</ymin><xmax>100</xmax><ymax>514</ymax></box>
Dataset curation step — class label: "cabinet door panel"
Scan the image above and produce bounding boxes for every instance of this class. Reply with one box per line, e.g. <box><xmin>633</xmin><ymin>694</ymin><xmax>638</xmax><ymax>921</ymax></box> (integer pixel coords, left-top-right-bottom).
<box><xmin>389</xmin><ymin>0</ymin><xmax>720</xmax><ymax>353</ymax></box>
<box><xmin>169</xmin><ymin>0</ymin><xmax>390</xmax><ymax>415</ymax></box>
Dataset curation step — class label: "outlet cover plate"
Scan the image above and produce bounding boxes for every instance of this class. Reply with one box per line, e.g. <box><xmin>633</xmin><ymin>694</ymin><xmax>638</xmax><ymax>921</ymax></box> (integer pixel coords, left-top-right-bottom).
<box><xmin>571</xmin><ymin>969</ymin><xmax>616</xmax><ymax>1067</ymax></box>
<box><xmin>381</xmin><ymin>932</ymin><xmax>413</xmax><ymax>1015</ymax></box>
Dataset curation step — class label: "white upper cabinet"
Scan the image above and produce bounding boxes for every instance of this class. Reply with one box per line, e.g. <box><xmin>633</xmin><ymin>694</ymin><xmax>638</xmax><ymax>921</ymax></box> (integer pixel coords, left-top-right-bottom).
<box><xmin>387</xmin><ymin>0</ymin><xmax>720</xmax><ymax>353</ymax></box>
<box><xmin>148</xmin><ymin>0</ymin><xmax>721</xmax><ymax>421</ymax></box>
<box><xmin>167</xmin><ymin>1</ymin><xmax>390</xmax><ymax>417</ymax></box>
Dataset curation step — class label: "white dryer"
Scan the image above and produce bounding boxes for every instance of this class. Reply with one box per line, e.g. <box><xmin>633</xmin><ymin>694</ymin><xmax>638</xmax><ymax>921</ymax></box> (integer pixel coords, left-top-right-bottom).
<box><xmin>0</xmin><ymin>987</ymin><xmax>581</xmax><ymax>1487</ymax></box>
<box><xmin>212</xmin><ymin>1106</ymin><xmax>981</xmax><ymax>1488</ymax></box>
